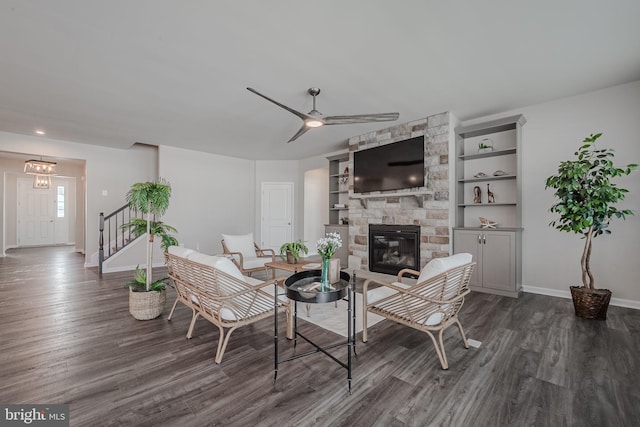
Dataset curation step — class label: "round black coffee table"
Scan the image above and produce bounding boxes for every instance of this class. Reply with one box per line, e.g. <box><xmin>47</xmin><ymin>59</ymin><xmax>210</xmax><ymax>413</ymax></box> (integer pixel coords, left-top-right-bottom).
<box><xmin>284</xmin><ymin>269</ymin><xmax>350</xmax><ymax>303</ymax></box>
<box><xmin>274</xmin><ymin>269</ymin><xmax>356</xmax><ymax>394</ymax></box>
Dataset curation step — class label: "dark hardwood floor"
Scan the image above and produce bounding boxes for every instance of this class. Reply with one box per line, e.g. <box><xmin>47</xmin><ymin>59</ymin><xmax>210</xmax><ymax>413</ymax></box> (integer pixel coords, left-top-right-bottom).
<box><xmin>1</xmin><ymin>247</ymin><xmax>639</xmax><ymax>426</ymax></box>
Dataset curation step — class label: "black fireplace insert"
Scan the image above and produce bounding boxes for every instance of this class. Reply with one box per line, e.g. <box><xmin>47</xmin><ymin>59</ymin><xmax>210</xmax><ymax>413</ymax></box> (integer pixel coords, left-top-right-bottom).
<box><xmin>369</xmin><ymin>224</ymin><xmax>420</xmax><ymax>276</ymax></box>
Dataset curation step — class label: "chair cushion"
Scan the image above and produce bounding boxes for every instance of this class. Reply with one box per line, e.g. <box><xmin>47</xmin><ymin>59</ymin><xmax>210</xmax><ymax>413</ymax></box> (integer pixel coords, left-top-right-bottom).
<box><xmin>219</xmin><ymin>282</ymin><xmax>285</xmax><ymax>321</ymax></box>
<box><xmin>167</xmin><ymin>245</ymin><xmax>196</xmax><ymax>259</ymax></box>
<box><xmin>188</xmin><ymin>252</ymin><xmax>222</xmax><ymax>268</ymax></box>
<box><xmin>211</xmin><ymin>256</ymin><xmax>245</xmax><ymax>281</ymax></box>
<box><xmin>243</xmin><ymin>276</ymin><xmax>263</xmax><ymax>286</ymax></box>
<box><xmin>417</xmin><ymin>253</ymin><xmax>473</xmax><ymax>284</ymax></box>
<box><xmin>222</xmin><ymin>233</ymin><xmax>257</xmax><ymax>259</ymax></box>
<box><xmin>366</xmin><ymin>281</ymin><xmax>412</xmax><ymax>305</ymax></box>
<box><xmin>241</xmin><ymin>256</ymin><xmax>271</xmax><ymax>270</ymax></box>
<box><xmin>425</xmin><ymin>312</ymin><xmax>445</xmax><ymax>326</ymax></box>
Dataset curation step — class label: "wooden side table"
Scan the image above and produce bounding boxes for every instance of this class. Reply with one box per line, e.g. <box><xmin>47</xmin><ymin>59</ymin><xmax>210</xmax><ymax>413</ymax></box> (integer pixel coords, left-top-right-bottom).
<box><xmin>265</xmin><ymin>259</ymin><xmax>321</xmax><ymax>279</ymax></box>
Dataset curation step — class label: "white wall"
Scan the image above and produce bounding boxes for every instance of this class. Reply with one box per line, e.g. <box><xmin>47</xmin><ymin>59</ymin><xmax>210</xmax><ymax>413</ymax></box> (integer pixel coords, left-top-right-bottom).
<box><xmin>158</xmin><ymin>145</ymin><xmax>256</xmax><ymax>255</ymax></box>
<box><xmin>462</xmin><ymin>80</ymin><xmax>640</xmax><ymax>305</ymax></box>
<box><xmin>0</xmin><ymin>132</ymin><xmax>157</xmax><ymax>262</ymax></box>
<box><xmin>303</xmin><ymin>168</ymin><xmax>329</xmax><ymax>255</ymax></box>
<box><xmin>299</xmin><ymin>150</ymin><xmax>346</xmax><ymax>252</ymax></box>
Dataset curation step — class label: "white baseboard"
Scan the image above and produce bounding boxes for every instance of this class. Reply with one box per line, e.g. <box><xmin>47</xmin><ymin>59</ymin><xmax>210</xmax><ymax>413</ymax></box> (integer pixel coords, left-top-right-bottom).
<box><xmin>523</xmin><ymin>285</ymin><xmax>640</xmax><ymax>310</ymax></box>
<box><xmin>100</xmin><ymin>261</ymin><xmax>167</xmax><ymax>274</ymax></box>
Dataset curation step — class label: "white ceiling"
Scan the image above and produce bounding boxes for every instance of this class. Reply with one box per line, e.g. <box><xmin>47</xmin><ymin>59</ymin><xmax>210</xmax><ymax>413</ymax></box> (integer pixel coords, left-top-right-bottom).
<box><xmin>0</xmin><ymin>1</ymin><xmax>639</xmax><ymax>160</ymax></box>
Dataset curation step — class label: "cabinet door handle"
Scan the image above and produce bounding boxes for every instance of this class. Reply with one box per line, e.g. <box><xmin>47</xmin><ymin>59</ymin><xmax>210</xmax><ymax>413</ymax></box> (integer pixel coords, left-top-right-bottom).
<box><xmin>482</xmin><ymin>234</ymin><xmax>487</xmax><ymax>245</ymax></box>
<box><xmin>477</xmin><ymin>235</ymin><xmax>482</xmax><ymax>245</ymax></box>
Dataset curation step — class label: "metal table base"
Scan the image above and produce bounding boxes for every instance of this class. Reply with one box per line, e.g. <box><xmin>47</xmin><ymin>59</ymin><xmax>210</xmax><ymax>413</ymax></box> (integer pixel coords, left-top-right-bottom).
<box><xmin>273</xmin><ymin>270</ymin><xmax>356</xmax><ymax>394</ymax></box>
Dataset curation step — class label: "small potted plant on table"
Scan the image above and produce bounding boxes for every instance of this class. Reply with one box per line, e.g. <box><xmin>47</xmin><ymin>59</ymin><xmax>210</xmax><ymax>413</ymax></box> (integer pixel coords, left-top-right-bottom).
<box><xmin>279</xmin><ymin>240</ymin><xmax>309</xmax><ymax>264</ymax></box>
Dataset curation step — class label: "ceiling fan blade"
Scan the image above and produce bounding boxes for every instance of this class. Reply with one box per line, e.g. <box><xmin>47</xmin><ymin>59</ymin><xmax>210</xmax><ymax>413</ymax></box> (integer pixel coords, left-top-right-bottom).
<box><xmin>323</xmin><ymin>112</ymin><xmax>399</xmax><ymax>125</ymax></box>
<box><xmin>247</xmin><ymin>87</ymin><xmax>311</xmax><ymax>121</ymax></box>
<box><xmin>287</xmin><ymin>124</ymin><xmax>311</xmax><ymax>143</ymax></box>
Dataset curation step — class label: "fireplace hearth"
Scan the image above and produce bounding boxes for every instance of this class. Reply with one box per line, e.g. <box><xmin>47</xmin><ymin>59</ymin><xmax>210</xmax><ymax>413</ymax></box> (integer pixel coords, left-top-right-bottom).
<box><xmin>369</xmin><ymin>224</ymin><xmax>420</xmax><ymax>276</ymax></box>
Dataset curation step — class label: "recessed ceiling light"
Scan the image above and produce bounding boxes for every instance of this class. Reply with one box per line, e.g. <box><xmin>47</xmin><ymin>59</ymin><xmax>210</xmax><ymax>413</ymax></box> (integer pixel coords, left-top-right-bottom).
<box><xmin>35</xmin><ymin>130</ymin><xmax>45</xmax><ymax>135</ymax></box>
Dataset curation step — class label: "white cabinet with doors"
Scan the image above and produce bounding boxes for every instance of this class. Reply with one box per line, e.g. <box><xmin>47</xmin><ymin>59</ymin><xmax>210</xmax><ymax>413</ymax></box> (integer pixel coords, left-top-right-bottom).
<box><xmin>453</xmin><ymin>228</ymin><xmax>521</xmax><ymax>297</ymax></box>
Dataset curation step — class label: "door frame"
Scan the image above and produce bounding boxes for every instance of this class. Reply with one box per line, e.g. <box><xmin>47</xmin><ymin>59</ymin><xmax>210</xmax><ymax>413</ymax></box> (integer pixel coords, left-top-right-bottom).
<box><xmin>17</xmin><ymin>175</ymin><xmax>76</xmax><ymax>247</ymax></box>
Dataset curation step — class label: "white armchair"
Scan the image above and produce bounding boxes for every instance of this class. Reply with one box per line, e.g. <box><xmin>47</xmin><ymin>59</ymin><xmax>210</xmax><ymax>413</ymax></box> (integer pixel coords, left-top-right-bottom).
<box><xmin>221</xmin><ymin>233</ymin><xmax>275</xmax><ymax>277</ymax></box>
<box><xmin>362</xmin><ymin>253</ymin><xmax>475</xmax><ymax>369</ymax></box>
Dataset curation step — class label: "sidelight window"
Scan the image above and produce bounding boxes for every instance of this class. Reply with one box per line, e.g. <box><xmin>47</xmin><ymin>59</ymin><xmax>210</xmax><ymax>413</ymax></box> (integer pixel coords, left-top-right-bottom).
<box><xmin>56</xmin><ymin>186</ymin><xmax>65</xmax><ymax>218</ymax></box>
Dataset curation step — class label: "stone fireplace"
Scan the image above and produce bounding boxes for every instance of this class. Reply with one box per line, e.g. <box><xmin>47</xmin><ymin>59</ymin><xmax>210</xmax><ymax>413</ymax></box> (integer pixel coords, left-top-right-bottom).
<box><xmin>347</xmin><ymin>112</ymin><xmax>451</xmax><ymax>273</ymax></box>
<box><xmin>369</xmin><ymin>224</ymin><xmax>420</xmax><ymax>275</ymax></box>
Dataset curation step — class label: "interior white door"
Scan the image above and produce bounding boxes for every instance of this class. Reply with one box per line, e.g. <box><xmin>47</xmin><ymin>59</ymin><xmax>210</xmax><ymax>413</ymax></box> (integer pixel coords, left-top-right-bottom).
<box><xmin>261</xmin><ymin>182</ymin><xmax>294</xmax><ymax>251</ymax></box>
<box><xmin>18</xmin><ymin>177</ymin><xmax>55</xmax><ymax>246</ymax></box>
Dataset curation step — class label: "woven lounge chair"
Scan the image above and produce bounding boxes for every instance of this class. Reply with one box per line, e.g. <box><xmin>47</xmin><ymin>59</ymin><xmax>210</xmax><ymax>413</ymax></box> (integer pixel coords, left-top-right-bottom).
<box><xmin>221</xmin><ymin>232</ymin><xmax>275</xmax><ymax>277</ymax></box>
<box><xmin>166</xmin><ymin>246</ymin><xmax>199</xmax><ymax>322</ymax></box>
<box><xmin>166</xmin><ymin>248</ymin><xmax>291</xmax><ymax>363</ymax></box>
<box><xmin>362</xmin><ymin>253</ymin><xmax>475</xmax><ymax>369</ymax></box>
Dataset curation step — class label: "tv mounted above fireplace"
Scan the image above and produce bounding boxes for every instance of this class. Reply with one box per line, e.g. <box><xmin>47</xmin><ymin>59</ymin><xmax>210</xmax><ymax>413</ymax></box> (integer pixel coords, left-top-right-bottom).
<box><xmin>353</xmin><ymin>136</ymin><xmax>425</xmax><ymax>194</ymax></box>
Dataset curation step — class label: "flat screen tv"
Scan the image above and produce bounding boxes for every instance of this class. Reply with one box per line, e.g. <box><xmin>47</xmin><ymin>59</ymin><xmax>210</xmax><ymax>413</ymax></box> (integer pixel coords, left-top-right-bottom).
<box><xmin>353</xmin><ymin>136</ymin><xmax>425</xmax><ymax>193</ymax></box>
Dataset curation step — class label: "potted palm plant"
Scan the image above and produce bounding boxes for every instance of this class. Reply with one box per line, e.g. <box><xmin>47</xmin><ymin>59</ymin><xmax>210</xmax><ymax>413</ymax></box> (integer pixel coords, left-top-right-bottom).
<box><xmin>122</xmin><ymin>179</ymin><xmax>178</xmax><ymax>320</ymax></box>
<box><xmin>279</xmin><ymin>240</ymin><xmax>308</xmax><ymax>264</ymax></box>
<box><xmin>545</xmin><ymin>133</ymin><xmax>637</xmax><ymax>319</ymax></box>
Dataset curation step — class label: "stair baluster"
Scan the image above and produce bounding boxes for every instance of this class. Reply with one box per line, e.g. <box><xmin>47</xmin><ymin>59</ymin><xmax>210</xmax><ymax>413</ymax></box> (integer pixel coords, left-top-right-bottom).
<box><xmin>98</xmin><ymin>204</ymin><xmax>143</xmax><ymax>275</ymax></box>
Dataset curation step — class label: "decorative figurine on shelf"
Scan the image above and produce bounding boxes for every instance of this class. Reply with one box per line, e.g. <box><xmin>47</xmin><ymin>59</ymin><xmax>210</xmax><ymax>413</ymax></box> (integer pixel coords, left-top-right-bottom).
<box><xmin>473</xmin><ymin>186</ymin><xmax>482</xmax><ymax>204</ymax></box>
<box><xmin>479</xmin><ymin>217</ymin><xmax>498</xmax><ymax>228</ymax></box>
<box><xmin>487</xmin><ymin>184</ymin><xmax>495</xmax><ymax>203</ymax></box>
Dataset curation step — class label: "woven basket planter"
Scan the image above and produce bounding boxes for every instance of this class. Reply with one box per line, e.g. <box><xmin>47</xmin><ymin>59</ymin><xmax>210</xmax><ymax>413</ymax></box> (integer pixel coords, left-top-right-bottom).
<box><xmin>570</xmin><ymin>286</ymin><xmax>611</xmax><ymax>320</ymax></box>
<box><xmin>129</xmin><ymin>288</ymin><xmax>166</xmax><ymax>320</ymax></box>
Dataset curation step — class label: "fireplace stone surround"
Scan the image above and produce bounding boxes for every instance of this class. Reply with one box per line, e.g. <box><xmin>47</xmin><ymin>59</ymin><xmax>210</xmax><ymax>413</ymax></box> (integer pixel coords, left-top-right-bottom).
<box><xmin>346</xmin><ymin>112</ymin><xmax>451</xmax><ymax>273</ymax></box>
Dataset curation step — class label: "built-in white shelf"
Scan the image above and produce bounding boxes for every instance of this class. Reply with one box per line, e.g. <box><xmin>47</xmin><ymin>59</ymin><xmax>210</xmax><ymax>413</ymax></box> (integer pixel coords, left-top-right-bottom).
<box><xmin>457</xmin><ymin>175</ymin><xmax>516</xmax><ymax>183</ymax></box>
<box><xmin>459</xmin><ymin>147</ymin><xmax>516</xmax><ymax>160</ymax></box>
<box><xmin>457</xmin><ymin>203</ymin><xmax>517</xmax><ymax>207</ymax></box>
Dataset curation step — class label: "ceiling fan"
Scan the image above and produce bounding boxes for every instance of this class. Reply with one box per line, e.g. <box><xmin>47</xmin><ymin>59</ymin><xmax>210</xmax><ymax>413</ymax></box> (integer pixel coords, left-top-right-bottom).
<box><xmin>247</xmin><ymin>87</ymin><xmax>400</xmax><ymax>142</ymax></box>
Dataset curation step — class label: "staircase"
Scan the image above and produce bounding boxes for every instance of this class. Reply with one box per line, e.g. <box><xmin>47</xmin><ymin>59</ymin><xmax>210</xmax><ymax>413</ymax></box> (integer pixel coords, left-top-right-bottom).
<box><xmin>99</xmin><ymin>204</ymin><xmax>144</xmax><ymax>274</ymax></box>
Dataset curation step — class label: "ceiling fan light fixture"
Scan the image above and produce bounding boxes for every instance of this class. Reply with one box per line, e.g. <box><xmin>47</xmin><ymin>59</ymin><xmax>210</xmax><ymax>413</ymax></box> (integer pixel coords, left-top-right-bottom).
<box><xmin>305</xmin><ymin>119</ymin><xmax>324</xmax><ymax>128</ymax></box>
<box><xmin>247</xmin><ymin>86</ymin><xmax>399</xmax><ymax>142</ymax></box>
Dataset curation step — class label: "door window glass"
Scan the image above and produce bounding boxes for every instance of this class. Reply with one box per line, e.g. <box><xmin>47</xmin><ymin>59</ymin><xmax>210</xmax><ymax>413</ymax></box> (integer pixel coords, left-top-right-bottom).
<box><xmin>57</xmin><ymin>186</ymin><xmax>65</xmax><ymax>218</ymax></box>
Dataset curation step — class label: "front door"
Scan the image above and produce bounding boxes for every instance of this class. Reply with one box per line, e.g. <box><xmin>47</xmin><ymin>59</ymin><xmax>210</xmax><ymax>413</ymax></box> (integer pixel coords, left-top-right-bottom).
<box><xmin>18</xmin><ymin>177</ymin><xmax>55</xmax><ymax>246</ymax></box>
<box><xmin>17</xmin><ymin>176</ymin><xmax>75</xmax><ymax>247</ymax></box>
<box><xmin>261</xmin><ymin>182</ymin><xmax>294</xmax><ymax>251</ymax></box>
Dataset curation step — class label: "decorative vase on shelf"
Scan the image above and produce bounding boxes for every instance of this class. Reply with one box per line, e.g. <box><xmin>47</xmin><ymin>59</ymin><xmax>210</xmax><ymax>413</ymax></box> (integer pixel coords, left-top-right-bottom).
<box><xmin>320</xmin><ymin>258</ymin><xmax>331</xmax><ymax>291</ymax></box>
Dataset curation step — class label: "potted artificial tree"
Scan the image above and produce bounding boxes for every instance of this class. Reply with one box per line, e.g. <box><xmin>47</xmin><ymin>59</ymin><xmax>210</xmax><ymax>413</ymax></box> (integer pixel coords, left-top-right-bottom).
<box><xmin>545</xmin><ymin>133</ymin><xmax>637</xmax><ymax>319</ymax></box>
<box><xmin>122</xmin><ymin>179</ymin><xmax>178</xmax><ymax>320</ymax></box>
<box><xmin>279</xmin><ymin>240</ymin><xmax>308</xmax><ymax>264</ymax></box>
